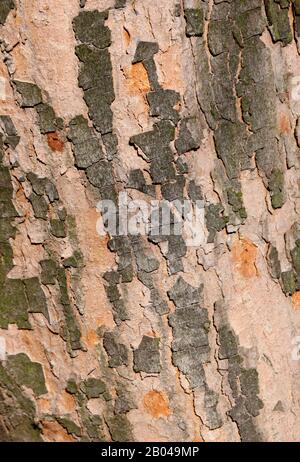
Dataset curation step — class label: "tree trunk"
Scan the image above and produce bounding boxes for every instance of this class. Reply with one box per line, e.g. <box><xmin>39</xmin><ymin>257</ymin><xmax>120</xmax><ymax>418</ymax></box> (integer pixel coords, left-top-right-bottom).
<box><xmin>0</xmin><ymin>0</ymin><xmax>300</xmax><ymax>442</ymax></box>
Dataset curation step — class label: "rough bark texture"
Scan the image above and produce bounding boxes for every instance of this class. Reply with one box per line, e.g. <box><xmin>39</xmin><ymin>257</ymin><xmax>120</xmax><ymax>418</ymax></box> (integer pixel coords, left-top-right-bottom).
<box><xmin>0</xmin><ymin>0</ymin><xmax>300</xmax><ymax>442</ymax></box>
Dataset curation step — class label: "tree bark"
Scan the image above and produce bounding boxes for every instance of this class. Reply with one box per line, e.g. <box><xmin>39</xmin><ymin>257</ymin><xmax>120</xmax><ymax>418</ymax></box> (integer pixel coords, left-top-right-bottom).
<box><xmin>0</xmin><ymin>0</ymin><xmax>300</xmax><ymax>442</ymax></box>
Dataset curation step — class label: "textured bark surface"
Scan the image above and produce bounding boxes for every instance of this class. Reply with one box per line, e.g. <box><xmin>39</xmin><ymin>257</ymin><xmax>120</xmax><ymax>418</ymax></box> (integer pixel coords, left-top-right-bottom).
<box><xmin>1</xmin><ymin>0</ymin><xmax>300</xmax><ymax>442</ymax></box>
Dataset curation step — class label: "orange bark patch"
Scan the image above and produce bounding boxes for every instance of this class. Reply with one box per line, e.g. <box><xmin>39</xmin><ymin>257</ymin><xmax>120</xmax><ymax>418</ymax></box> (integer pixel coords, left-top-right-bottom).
<box><xmin>123</xmin><ymin>27</ymin><xmax>131</xmax><ymax>47</ymax></box>
<box><xmin>47</xmin><ymin>132</ymin><xmax>64</xmax><ymax>152</ymax></box>
<box><xmin>56</xmin><ymin>390</ymin><xmax>76</xmax><ymax>414</ymax></box>
<box><xmin>145</xmin><ymin>330</ymin><xmax>157</xmax><ymax>338</ymax></box>
<box><xmin>37</xmin><ymin>398</ymin><xmax>51</xmax><ymax>414</ymax></box>
<box><xmin>127</xmin><ymin>63</ymin><xmax>150</xmax><ymax>95</ymax></box>
<box><xmin>291</xmin><ymin>291</ymin><xmax>300</xmax><ymax>310</ymax></box>
<box><xmin>76</xmin><ymin>208</ymin><xmax>115</xmax><ymax>329</ymax></box>
<box><xmin>232</xmin><ymin>238</ymin><xmax>258</xmax><ymax>278</ymax></box>
<box><xmin>278</xmin><ymin>113</ymin><xmax>290</xmax><ymax>135</ymax></box>
<box><xmin>42</xmin><ymin>420</ymin><xmax>75</xmax><ymax>442</ymax></box>
<box><xmin>78</xmin><ymin>208</ymin><xmax>115</xmax><ymax>269</ymax></box>
<box><xmin>155</xmin><ymin>45</ymin><xmax>183</xmax><ymax>93</ymax></box>
<box><xmin>193</xmin><ymin>435</ymin><xmax>204</xmax><ymax>442</ymax></box>
<box><xmin>15</xmin><ymin>185</ymin><xmax>31</xmax><ymax>218</ymax></box>
<box><xmin>84</xmin><ymin>329</ymin><xmax>99</xmax><ymax>347</ymax></box>
<box><xmin>143</xmin><ymin>390</ymin><xmax>171</xmax><ymax>418</ymax></box>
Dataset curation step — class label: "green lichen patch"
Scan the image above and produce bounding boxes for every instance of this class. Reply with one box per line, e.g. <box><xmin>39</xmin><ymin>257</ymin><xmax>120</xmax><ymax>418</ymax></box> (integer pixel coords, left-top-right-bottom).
<box><xmin>0</xmin><ymin>362</ymin><xmax>35</xmax><ymax>431</ymax></box>
<box><xmin>27</xmin><ymin>172</ymin><xmax>59</xmax><ymax>202</ymax></box>
<box><xmin>0</xmin><ymin>362</ymin><xmax>42</xmax><ymax>441</ymax></box>
<box><xmin>111</xmin><ymin>299</ymin><xmax>130</xmax><ymax>325</ymax></box>
<box><xmin>6</xmin><ymin>353</ymin><xmax>47</xmax><ymax>396</ymax></box>
<box><xmin>26</xmin><ymin>172</ymin><xmax>45</xmax><ymax>195</ymax></box>
<box><xmin>167</xmin><ymin>275</ymin><xmax>202</xmax><ymax>308</ymax></box>
<box><xmin>184</xmin><ymin>8</ymin><xmax>204</xmax><ymax>37</ymax></box>
<box><xmin>218</xmin><ymin>325</ymin><xmax>239</xmax><ymax>360</ymax></box>
<box><xmin>115</xmin><ymin>0</ymin><xmax>126</xmax><ymax>8</ymax></box>
<box><xmin>243</xmin><ymin>378</ymin><xmax>264</xmax><ymax>417</ymax></box>
<box><xmin>129</xmin><ymin>120</ymin><xmax>176</xmax><ymax>184</ymax></box>
<box><xmin>63</xmin><ymin>250</ymin><xmax>83</xmax><ymax>268</ymax></box>
<box><xmin>106</xmin><ymin>414</ymin><xmax>133</xmax><ymax>442</ymax></box>
<box><xmin>57</xmin><ymin>268</ymin><xmax>82</xmax><ymax>351</ymax></box>
<box><xmin>205</xmin><ymin>203</ymin><xmax>229</xmax><ymax>243</ymax></box>
<box><xmin>50</xmin><ymin>219</ymin><xmax>66</xmax><ymax>238</ymax></box>
<box><xmin>204</xmin><ymin>388</ymin><xmax>223</xmax><ymax>430</ymax></box>
<box><xmin>9</xmin><ymin>420</ymin><xmax>42</xmax><ymax>442</ymax></box>
<box><xmin>0</xmin><ymin>0</ymin><xmax>15</xmax><ymax>25</ymax></box>
<box><xmin>83</xmin><ymin>87</ymin><xmax>114</xmax><ymax>135</ymax></box>
<box><xmin>214</xmin><ymin>121</ymin><xmax>248</xmax><ymax>180</ymax></box>
<box><xmin>0</xmin><ymin>278</ymin><xmax>31</xmax><ymax>329</ymax></box>
<box><xmin>147</xmin><ymin>89</ymin><xmax>180</xmax><ymax>123</ymax></box>
<box><xmin>294</xmin><ymin>0</ymin><xmax>300</xmax><ymax>15</ymax></box>
<box><xmin>36</xmin><ymin>103</ymin><xmax>63</xmax><ymax>134</ymax></box>
<box><xmin>216</xmin><ymin>318</ymin><xmax>263</xmax><ymax>441</ymax></box>
<box><xmin>57</xmin><ymin>267</ymin><xmax>70</xmax><ymax>306</ymax></box>
<box><xmin>13</xmin><ymin>81</ymin><xmax>42</xmax><ymax>108</ymax></box>
<box><xmin>40</xmin><ymin>259</ymin><xmax>57</xmax><ymax>285</ymax></box>
<box><xmin>236</xmin><ymin>7</ymin><xmax>266</xmax><ymax>40</ymax></box>
<box><xmin>291</xmin><ymin>242</ymin><xmax>300</xmax><ymax>275</ymax></box>
<box><xmin>68</xmin><ymin>115</ymin><xmax>93</xmax><ymax>144</ymax></box>
<box><xmin>0</xmin><ymin>196</ymin><xmax>18</xmax><ymax>219</ymax></box>
<box><xmin>68</xmin><ymin>115</ymin><xmax>104</xmax><ymax>168</ymax></box>
<box><xmin>0</xmin><ymin>116</ymin><xmax>20</xmax><ymax>149</ymax></box>
<box><xmin>0</xmin><ymin>166</ymin><xmax>18</xmax><ymax>218</ymax></box>
<box><xmin>57</xmin><ymin>207</ymin><xmax>67</xmax><ymax>222</ymax></box>
<box><xmin>81</xmin><ymin>378</ymin><xmax>106</xmax><ymax>399</ymax></box>
<box><xmin>105</xmin><ymin>285</ymin><xmax>121</xmax><ymax>303</ymax></box>
<box><xmin>293</xmin><ymin>0</ymin><xmax>300</xmax><ymax>36</ymax></box>
<box><xmin>62</xmin><ymin>303</ymin><xmax>82</xmax><ymax>351</ymax></box>
<box><xmin>74</xmin><ymin>388</ymin><xmax>107</xmax><ymax>441</ymax></box>
<box><xmin>73</xmin><ymin>11</ymin><xmax>115</xmax><ymax>135</ymax></box>
<box><xmin>103</xmin><ymin>132</ymin><xmax>118</xmax><ymax>160</ymax></box>
<box><xmin>66</xmin><ymin>378</ymin><xmax>78</xmax><ymax>394</ymax></box>
<box><xmin>114</xmin><ymin>385</ymin><xmax>137</xmax><ymax>414</ymax></box>
<box><xmin>0</xmin><ymin>241</ymin><xmax>14</xmax><ymax>277</ymax></box>
<box><xmin>175</xmin><ymin>117</ymin><xmax>201</xmax><ymax>154</ymax></box>
<box><xmin>133</xmin><ymin>336</ymin><xmax>161</xmax><ymax>374</ymax></box>
<box><xmin>103</xmin><ymin>270</ymin><xmax>120</xmax><ymax>285</ymax></box>
<box><xmin>75</xmin><ymin>45</ymin><xmax>113</xmax><ymax>94</ymax></box>
<box><xmin>0</xmin><ymin>218</ymin><xmax>15</xmax><ymax>242</ymax></box>
<box><xmin>208</xmin><ymin>17</ymin><xmax>234</xmax><ymax>57</ymax></box>
<box><xmin>82</xmin><ymin>413</ymin><xmax>106</xmax><ymax>441</ymax></box>
<box><xmin>103</xmin><ymin>331</ymin><xmax>129</xmax><ymax>367</ymax></box>
<box><xmin>267</xmin><ymin>245</ymin><xmax>281</xmax><ymax>279</ymax></box>
<box><xmin>268</xmin><ymin>169</ymin><xmax>285</xmax><ymax>209</ymax></box>
<box><xmin>281</xmin><ymin>270</ymin><xmax>297</xmax><ymax>295</ymax></box>
<box><xmin>227</xmin><ymin>188</ymin><xmax>247</xmax><ymax>220</ymax></box>
<box><xmin>228</xmin><ymin>400</ymin><xmax>262</xmax><ymax>441</ymax></box>
<box><xmin>86</xmin><ymin>160</ymin><xmax>115</xmax><ymax>193</ymax></box>
<box><xmin>0</xmin><ymin>115</ymin><xmax>17</xmax><ymax>136</ymax></box>
<box><xmin>24</xmin><ymin>277</ymin><xmax>49</xmax><ymax>320</ymax></box>
<box><xmin>0</xmin><ymin>116</ymin><xmax>49</xmax><ymax>331</ymax></box>
<box><xmin>73</xmin><ymin>10</ymin><xmax>111</xmax><ymax>49</ymax></box>
<box><xmin>56</xmin><ymin>416</ymin><xmax>81</xmax><ymax>437</ymax></box>
<box><xmin>264</xmin><ymin>0</ymin><xmax>292</xmax><ymax>45</ymax></box>
<box><xmin>168</xmin><ymin>277</ymin><xmax>210</xmax><ymax>389</ymax></box>
<box><xmin>132</xmin><ymin>41</ymin><xmax>159</xmax><ymax>63</ymax></box>
<box><xmin>29</xmin><ymin>193</ymin><xmax>48</xmax><ymax>220</ymax></box>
